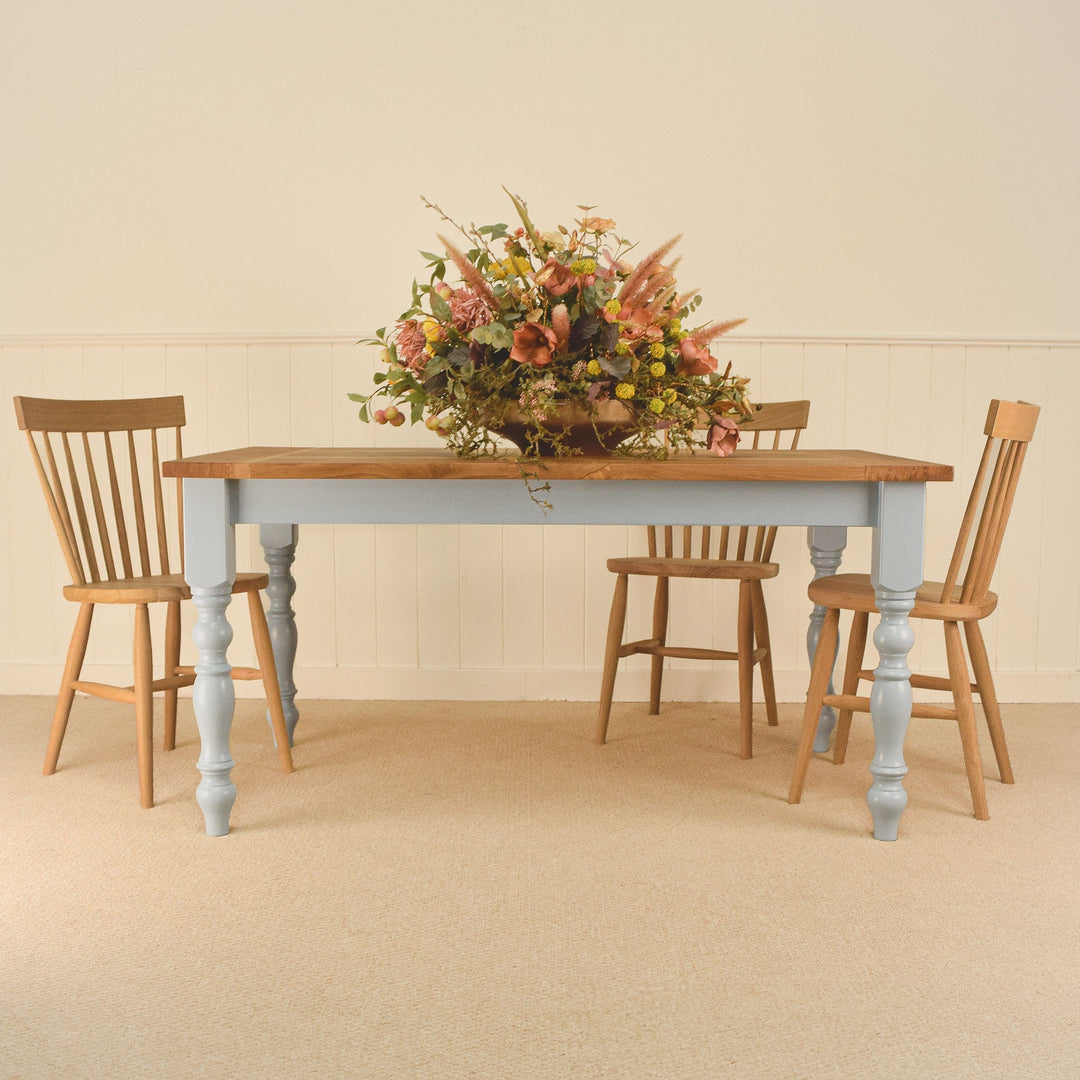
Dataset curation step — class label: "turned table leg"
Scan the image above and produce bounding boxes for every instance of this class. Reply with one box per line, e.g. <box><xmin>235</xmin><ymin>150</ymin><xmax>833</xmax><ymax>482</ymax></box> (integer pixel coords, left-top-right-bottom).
<box><xmin>806</xmin><ymin>526</ymin><xmax>848</xmax><ymax>752</ymax></box>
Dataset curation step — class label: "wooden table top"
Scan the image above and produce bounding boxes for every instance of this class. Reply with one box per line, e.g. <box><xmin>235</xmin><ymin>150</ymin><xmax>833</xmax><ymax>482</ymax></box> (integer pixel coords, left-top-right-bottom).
<box><xmin>164</xmin><ymin>447</ymin><xmax>954</xmax><ymax>483</ymax></box>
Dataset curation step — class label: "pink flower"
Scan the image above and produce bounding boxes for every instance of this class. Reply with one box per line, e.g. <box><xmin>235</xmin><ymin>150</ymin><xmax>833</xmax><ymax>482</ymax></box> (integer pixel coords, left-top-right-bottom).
<box><xmin>394</xmin><ymin>319</ymin><xmax>429</xmax><ymax>372</ymax></box>
<box><xmin>708</xmin><ymin>416</ymin><xmax>740</xmax><ymax>457</ymax></box>
<box><xmin>510</xmin><ymin>322</ymin><xmax>558</xmax><ymax>367</ymax></box>
<box><xmin>449</xmin><ymin>289</ymin><xmax>493</xmax><ymax>333</ymax></box>
<box><xmin>677</xmin><ymin>338</ymin><xmax>718</xmax><ymax>376</ymax></box>
<box><xmin>536</xmin><ymin>257</ymin><xmax>577</xmax><ymax>296</ymax></box>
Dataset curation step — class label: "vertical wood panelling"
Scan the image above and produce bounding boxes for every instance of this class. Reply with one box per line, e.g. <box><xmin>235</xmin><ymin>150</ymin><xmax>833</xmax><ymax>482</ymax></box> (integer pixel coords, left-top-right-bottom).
<box><xmin>502</xmin><ymin>525</ymin><xmax>544</xmax><ymax>673</ymax></box>
<box><xmin>1</xmin><ymin>335</ymin><xmax>1077</xmax><ymax>703</ymax></box>
<box><xmin>459</xmin><ymin>525</ymin><xmax>505</xmax><ymax>670</ymax></box>
<box><xmin>543</xmin><ymin>526</ymin><xmax>586</xmax><ymax>669</ymax></box>
<box><xmin>1038</xmin><ymin>350</ymin><xmax>1080</xmax><ymax>673</ymax></box>
<box><xmin>801</xmin><ymin>343</ymin><xmax>846</xmax><ymax>448</ymax></box>
<box><xmin>374</xmin><ymin>524</ymin><xmax>419</xmax><ymax>671</ymax></box>
<box><xmin>287</xmin><ymin>345</ymin><xmax>337</xmax><ymax>672</ymax></box>
<box><xmin>1</xmin><ymin>346</ymin><xmax>48</xmax><ymax>664</ymax></box>
<box><xmin>417</xmin><ymin>525</ymin><xmax>461</xmax><ymax>669</ymax></box>
<box><xmin>996</xmin><ymin>347</ymin><xmax>1050</xmax><ymax>672</ymax></box>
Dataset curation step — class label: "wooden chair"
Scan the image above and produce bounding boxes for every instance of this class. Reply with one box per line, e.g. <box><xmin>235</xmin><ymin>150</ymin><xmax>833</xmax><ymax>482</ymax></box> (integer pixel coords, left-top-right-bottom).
<box><xmin>596</xmin><ymin>400</ymin><xmax>811</xmax><ymax>757</ymax></box>
<box><xmin>13</xmin><ymin>395</ymin><xmax>294</xmax><ymax>808</ymax></box>
<box><xmin>788</xmin><ymin>399</ymin><xmax>1040</xmax><ymax>820</ymax></box>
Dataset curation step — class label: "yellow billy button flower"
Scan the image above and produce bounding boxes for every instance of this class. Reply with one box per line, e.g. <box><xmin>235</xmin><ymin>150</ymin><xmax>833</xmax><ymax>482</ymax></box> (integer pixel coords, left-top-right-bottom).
<box><xmin>570</xmin><ymin>257</ymin><xmax>597</xmax><ymax>276</ymax></box>
<box><xmin>649</xmin><ymin>361</ymin><xmax>667</xmax><ymax>378</ymax></box>
<box><xmin>648</xmin><ymin>398</ymin><xmax>666</xmax><ymax>415</ymax></box>
<box><xmin>615</xmin><ymin>382</ymin><xmax>635</xmax><ymax>400</ymax></box>
<box><xmin>615</xmin><ymin>341</ymin><xmax>632</xmax><ymax>356</ymax></box>
<box><xmin>587</xmin><ymin>359</ymin><xmax>603</xmax><ymax>376</ymax></box>
<box><xmin>663</xmin><ymin>388</ymin><xmax>678</xmax><ymax>403</ymax></box>
<box><xmin>649</xmin><ymin>343</ymin><xmax>666</xmax><ymax>361</ymax></box>
<box><xmin>605</xmin><ymin>299</ymin><xmax>622</xmax><ymax>317</ymax></box>
<box><xmin>669</xmin><ymin>318</ymin><xmax>682</xmax><ymax>334</ymax></box>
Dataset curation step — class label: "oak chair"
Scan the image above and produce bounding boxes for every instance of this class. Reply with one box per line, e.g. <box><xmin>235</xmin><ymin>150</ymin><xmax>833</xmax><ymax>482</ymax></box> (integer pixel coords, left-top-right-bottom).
<box><xmin>788</xmin><ymin>399</ymin><xmax>1040</xmax><ymax>820</ymax></box>
<box><xmin>596</xmin><ymin>400</ymin><xmax>812</xmax><ymax>757</ymax></box>
<box><xmin>13</xmin><ymin>395</ymin><xmax>294</xmax><ymax>808</ymax></box>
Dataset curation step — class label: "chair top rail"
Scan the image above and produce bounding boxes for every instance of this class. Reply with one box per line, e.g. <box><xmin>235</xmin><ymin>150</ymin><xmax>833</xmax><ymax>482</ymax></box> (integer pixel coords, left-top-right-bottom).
<box><xmin>14</xmin><ymin>395</ymin><xmax>186</xmax><ymax>434</ymax></box>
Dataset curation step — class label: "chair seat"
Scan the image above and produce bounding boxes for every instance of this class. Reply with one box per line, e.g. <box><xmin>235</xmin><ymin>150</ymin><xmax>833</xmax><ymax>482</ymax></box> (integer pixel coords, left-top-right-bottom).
<box><xmin>63</xmin><ymin>571</ymin><xmax>270</xmax><ymax>605</ymax></box>
<box><xmin>807</xmin><ymin>573</ymin><xmax>998</xmax><ymax>621</ymax></box>
<box><xmin>606</xmin><ymin>556</ymin><xmax>781</xmax><ymax>581</ymax></box>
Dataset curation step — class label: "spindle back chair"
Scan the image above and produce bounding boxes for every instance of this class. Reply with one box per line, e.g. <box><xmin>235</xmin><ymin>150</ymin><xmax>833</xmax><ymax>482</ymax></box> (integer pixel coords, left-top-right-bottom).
<box><xmin>788</xmin><ymin>399</ymin><xmax>1040</xmax><ymax>820</ymax></box>
<box><xmin>14</xmin><ymin>395</ymin><xmax>293</xmax><ymax>808</ymax></box>
<box><xmin>596</xmin><ymin>400</ymin><xmax>811</xmax><ymax>758</ymax></box>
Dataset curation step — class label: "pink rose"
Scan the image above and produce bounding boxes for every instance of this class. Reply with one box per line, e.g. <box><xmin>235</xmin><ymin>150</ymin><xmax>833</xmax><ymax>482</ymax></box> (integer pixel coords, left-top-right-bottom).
<box><xmin>708</xmin><ymin>416</ymin><xmax>740</xmax><ymax>457</ymax></box>
<box><xmin>510</xmin><ymin>322</ymin><xmax>558</xmax><ymax>367</ymax></box>
<box><xmin>536</xmin><ymin>257</ymin><xmax>577</xmax><ymax>296</ymax></box>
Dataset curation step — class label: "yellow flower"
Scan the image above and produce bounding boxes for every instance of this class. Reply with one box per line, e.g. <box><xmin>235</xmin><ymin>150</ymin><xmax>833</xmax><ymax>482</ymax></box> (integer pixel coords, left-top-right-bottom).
<box><xmin>649</xmin><ymin>361</ymin><xmax>666</xmax><ymax>377</ymax></box>
<box><xmin>648</xmin><ymin>398</ymin><xmax>666</xmax><ymax>414</ymax></box>
<box><xmin>615</xmin><ymin>383</ymin><xmax>635</xmax><ymax>400</ymax></box>
<box><xmin>605</xmin><ymin>299</ymin><xmax>622</xmax><ymax>317</ymax></box>
<box><xmin>423</xmin><ymin>319</ymin><xmax>441</xmax><ymax>342</ymax></box>
<box><xmin>649</xmin><ymin>343</ymin><xmax>666</xmax><ymax>361</ymax></box>
<box><xmin>587</xmin><ymin>359</ymin><xmax>602</xmax><ymax>376</ymax></box>
<box><xmin>615</xmin><ymin>341</ymin><xmax>632</xmax><ymax>356</ymax></box>
<box><xmin>663</xmin><ymin>388</ymin><xmax>678</xmax><ymax>403</ymax></box>
<box><xmin>490</xmin><ymin>256</ymin><xmax>532</xmax><ymax>280</ymax></box>
<box><xmin>570</xmin><ymin>257</ymin><xmax>597</xmax><ymax>276</ymax></box>
<box><xmin>669</xmin><ymin>318</ymin><xmax>682</xmax><ymax>334</ymax></box>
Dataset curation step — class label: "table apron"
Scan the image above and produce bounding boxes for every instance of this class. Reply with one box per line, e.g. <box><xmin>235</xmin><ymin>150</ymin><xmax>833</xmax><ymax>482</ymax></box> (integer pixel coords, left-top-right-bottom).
<box><xmin>227</xmin><ymin>478</ymin><xmax>886</xmax><ymax>527</ymax></box>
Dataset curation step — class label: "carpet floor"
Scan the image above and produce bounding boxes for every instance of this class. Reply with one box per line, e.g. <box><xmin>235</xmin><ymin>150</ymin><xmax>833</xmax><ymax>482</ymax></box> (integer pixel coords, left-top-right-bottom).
<box><xmin>1</xmin><ymin>694</ymin><xmax>1078</xmax><ymax>1079</ymax></box>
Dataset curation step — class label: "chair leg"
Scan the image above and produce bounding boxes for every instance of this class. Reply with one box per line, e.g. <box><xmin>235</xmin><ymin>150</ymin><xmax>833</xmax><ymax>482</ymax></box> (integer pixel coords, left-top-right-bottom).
<box><xmin>964</xmin><ymin>620</ymin><xmax>1014</xmax><ymax>784</ymax></box>
<box><xmin>596</xmin><ymin>573</ymin><xmax>629</xmax><ymax>744</ymax></box>
<box><xmin>833</xmin><ymin>610</ymin><xmax>869</xmax><ymax>765</ymax></box>
<box><xmin>944</xmin><ymin>621</ymin><xmax>989</xmax><ymax>820</ymax></box>
<box><xmin>163</xmin><ymin>600</ymin><xmax>181</xmax><ymax>752</ymax></box>
<box><xmin>749</xmin><ymin>580</ymin><xmax>778</xmax><ymax>727</ymax></box>
<box><xmin>44</xmin><ymin>602</ymin><xmax>94</xmax><ymax>776</ymax></box>
<box><xmin>648</xmin><ymin>576</ymin><xmax>669</xmax><ymax>715</ymax></box>
<box><xmin>789</xmin><ymin>607</ymin><xmax>840</xmax><ymax>804</ymax></box>
<box><xmin>248</xmin><ymin>589</ymin><xmax>295</xmax><ymax>774</ymax></box>
<box><xmin>133</xmin><ymin>604</ymin><xmax>155</xmax><ymax>809</ymax></box>
<box><xmin>737</xmin><ymin>580</ymin><xmax>754</xmax><ymax>759</ymax></box>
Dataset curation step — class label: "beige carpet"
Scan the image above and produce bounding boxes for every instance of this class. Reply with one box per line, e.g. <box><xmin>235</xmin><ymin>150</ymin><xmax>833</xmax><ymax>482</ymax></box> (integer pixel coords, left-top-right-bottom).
<box><xmin>1</xmin><ymin>694</ymin><xmax>1077</xmax><ymax>1080</ymax></box>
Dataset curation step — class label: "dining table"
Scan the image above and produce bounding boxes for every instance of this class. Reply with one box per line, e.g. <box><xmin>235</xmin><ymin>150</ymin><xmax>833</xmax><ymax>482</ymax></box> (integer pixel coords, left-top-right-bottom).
<box><xmin>163</xmin><ymin>446</ymin><xmax>953</xmax><ymax>840</ymax></box>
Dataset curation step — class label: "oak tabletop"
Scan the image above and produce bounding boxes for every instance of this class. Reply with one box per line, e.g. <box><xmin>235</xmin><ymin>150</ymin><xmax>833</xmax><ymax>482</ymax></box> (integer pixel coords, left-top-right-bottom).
<box><xmin>164</xmin><ymin>447</ymin><xmax>954</xmax><ymax>484</ymax></box>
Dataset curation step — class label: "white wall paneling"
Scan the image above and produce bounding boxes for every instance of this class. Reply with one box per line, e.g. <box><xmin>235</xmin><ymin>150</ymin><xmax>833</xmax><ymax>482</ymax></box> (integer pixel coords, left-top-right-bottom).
<box><xmin>2</xmin><ymin>334</ymin><xmax>1078</xmax><ymax>703</ymax></box>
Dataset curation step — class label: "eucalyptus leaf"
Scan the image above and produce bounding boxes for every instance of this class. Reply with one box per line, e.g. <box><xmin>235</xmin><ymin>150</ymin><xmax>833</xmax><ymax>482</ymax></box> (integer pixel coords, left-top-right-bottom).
<box><xmin>430</xmin><ymin>291</ymin><xmax>452</xmax><ymax>322</ymax></box>
<box><xmin>599</xmin><ymin>355</ymin><xmax>631</xmax><ymax>378</ymax></box>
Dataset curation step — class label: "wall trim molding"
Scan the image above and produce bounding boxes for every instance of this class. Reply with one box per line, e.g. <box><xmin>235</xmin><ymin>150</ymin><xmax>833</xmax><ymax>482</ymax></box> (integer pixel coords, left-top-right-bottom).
<box><xmin>2</xmin><ymin>332</ymin><xmax>1079</xmax><ymax>349</ymax></box>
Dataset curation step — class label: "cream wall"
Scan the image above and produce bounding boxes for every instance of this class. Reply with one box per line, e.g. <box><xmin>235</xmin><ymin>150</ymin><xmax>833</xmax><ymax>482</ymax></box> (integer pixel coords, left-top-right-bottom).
<box><xmin>2</xmin><ymin>2</ymin><xmax>1078</xmax><ymax>702</ymax></box>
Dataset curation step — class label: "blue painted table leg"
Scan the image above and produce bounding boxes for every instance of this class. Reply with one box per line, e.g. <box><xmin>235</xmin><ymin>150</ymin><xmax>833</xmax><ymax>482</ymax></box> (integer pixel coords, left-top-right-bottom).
<box><xmin>260</xmin><ymin>524</ymin><xmax>300</xmax><ymax>744</ymax></box>
<box><xmin>868</xmin><ymin>482</ymin><xmax>925</xmax><ymax>840</ymax></box>
<box><xmin>182</xmin><ymin>477</ymin><xmax>239</xmax><ymax>836</ymax></box>
<box><xmin>806</xmin><ymin>526</ymin><xmax>847</xmax><ymax>752</ymax></box>
<box><xmin>191</xmin><ymin>585</ymin><xmax>236</xmax><ymax>835</ymax></box>
<box><xmin>867</xmin><ymin>586</ymin><xmax>915</xmax><ymax>840</ymax></box>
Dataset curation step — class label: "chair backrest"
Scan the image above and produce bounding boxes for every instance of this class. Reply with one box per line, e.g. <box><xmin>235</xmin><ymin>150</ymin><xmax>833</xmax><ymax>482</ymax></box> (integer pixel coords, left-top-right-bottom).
<box><xmin>939</xmin><ymin>399</ymin><xmax>1040</xmax><ymax>605</ymax></box>
<box><xmin>647</xmin><ymin>399</ymin><xmax>811</xmax><ymax>565</ymax></box>
<box><xmin>13</xmin><ymin>396</ymin><xmax>186</xmax><ymax>586</ymax></box>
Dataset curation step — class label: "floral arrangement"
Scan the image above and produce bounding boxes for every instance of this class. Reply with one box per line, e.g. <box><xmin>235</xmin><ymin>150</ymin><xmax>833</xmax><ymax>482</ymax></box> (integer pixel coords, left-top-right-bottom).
<box><xmin>351</xmin><ymin>190</ymin><xmax>753</xmax><ymax>458</ymax></box>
